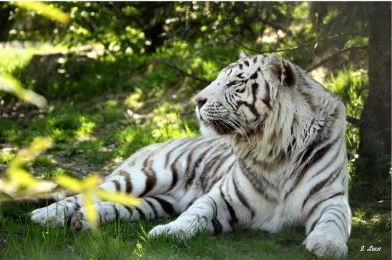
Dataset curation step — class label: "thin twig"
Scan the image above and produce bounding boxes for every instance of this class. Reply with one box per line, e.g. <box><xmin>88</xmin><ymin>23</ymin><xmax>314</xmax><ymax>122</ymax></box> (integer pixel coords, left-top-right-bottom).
<box><xmin>160</xmin><ymin>59</ymin><xmax>209</xmax><ymax>83</ymax></box>
<box><xmin>232</xmin><ymin>33</ymin><xmax>354</xmax><ymax>54</ymax></box>
<box><xmin>306</xmin><ymin>45</ymin><xmax>368</xmax><ymax>72</ymax></box>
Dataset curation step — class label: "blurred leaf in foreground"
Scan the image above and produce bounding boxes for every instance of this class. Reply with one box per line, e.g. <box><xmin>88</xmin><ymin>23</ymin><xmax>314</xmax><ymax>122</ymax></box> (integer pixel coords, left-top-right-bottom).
<box><xmin>0</xmin><ymin>74</ymin><xmax>47</xmax><ymax>108</ymax></box>
<box><xmin>0</xmin><ymin>137</ymin><xmax>55</xmax><ymax>199</ymax></box>
<box><xmin>13</xmin><ymin>1</ymin><xmax>70</xmax><ymax>24</ymax></box>
<box><xmin>56</xmin><ymin>174</ymin><xmax>140</xmax><ymax>229</ymax></box>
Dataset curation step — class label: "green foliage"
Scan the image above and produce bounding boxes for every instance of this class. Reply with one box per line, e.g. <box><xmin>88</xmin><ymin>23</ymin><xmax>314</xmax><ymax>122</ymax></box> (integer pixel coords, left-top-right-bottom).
<box><xmin>326</xmin><ymin>69</ymin><xmax>368</xmax><ymax>176</ymax></box>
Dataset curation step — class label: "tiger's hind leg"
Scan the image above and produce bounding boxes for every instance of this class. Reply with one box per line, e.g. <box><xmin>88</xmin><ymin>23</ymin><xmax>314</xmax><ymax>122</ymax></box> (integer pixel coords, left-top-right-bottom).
<box><xmin>70</xmin><ymin>195</ymin><xmax>177</xmax><ymax>231</ymax></box>
<box><xmin>30</xmin><ymin>165</ymin><xmax>179</xmax><ymax>227</ymax></box>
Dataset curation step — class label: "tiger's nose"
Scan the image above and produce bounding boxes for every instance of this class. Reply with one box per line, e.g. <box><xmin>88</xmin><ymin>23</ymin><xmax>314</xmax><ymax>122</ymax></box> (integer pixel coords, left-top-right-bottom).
<box><xmin>195</xmin><ymin>96</ymin><xmax>207</xmax><ymax>109</ymax></box>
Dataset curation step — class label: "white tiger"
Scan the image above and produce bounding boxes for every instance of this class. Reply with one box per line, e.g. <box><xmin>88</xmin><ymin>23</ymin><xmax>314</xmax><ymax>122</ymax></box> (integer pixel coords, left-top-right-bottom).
<box><xmin>31</xmin><ymin>53</ymin><xmax>351</xmax><ymax>258</ymax></box>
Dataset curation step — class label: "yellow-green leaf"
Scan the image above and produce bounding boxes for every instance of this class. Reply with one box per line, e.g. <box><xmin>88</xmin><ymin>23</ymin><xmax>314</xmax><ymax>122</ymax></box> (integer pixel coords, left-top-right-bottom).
<box><xmin>13</xmin><ymin>2</ymin><xmax>70</xmax><ymax>24</ymax></box>
<box><xmin>0</xmin><ymin>74</ymin><xmax>47</xmax><ymax>108</ymax></box>
<box><xmin>83</xmin><ymin>175</ymin><xmax>101</xmax><ymax>189</ymax></box>
<box><xmin>55</xmin><ymin>175</ymin><xmax>84</xmax><ymax>193</ymax></box>
<box><xmin>96</xmin><ymin>190</ymin><xmax>141</xmax><ymax>207</ymax></box>
<box><xmin>82</xmin><ymin>193</ymin><xmax>98</xmax><ymax>229</ymax></box>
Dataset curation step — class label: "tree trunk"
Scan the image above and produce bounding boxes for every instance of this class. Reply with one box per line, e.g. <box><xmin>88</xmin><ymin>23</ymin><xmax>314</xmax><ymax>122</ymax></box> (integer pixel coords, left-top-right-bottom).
<box><xmin>358</xmin><ymin>2</ymin><xmax>391</xmax><ymax>200</ymax></box>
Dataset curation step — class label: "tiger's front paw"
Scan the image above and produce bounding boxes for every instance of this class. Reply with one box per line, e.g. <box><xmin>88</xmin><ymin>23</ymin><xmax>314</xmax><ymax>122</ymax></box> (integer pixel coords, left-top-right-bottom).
<box><xmin>148</xmin><ymin>220</ymin><xmax>199</xmax><ymax>239</ymax></box>
<box><xmin>30</xmin><ymin>204</ymin><xmax>67</xmax><ymax>226</ymax></box>
<box><xmin>69</xmin><ymin>210</ymin><xmax>94</xmax><ymax>231</ymax></box>
<box><xmin>304</xmin><ymin>230</ymin><xmax>347</xmax><ymax>258</ymax></box>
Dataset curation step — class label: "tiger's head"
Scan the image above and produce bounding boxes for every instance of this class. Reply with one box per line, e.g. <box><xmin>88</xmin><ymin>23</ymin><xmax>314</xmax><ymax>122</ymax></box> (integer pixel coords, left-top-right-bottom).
<box><xmin>195</xmin><ymin>53</ymin><xmax>296</xmax><ymax>138</ymax></box>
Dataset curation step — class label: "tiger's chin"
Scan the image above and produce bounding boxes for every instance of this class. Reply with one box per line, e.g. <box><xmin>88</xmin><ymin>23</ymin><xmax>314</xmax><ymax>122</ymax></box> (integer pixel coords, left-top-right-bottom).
<box><xmin>199</xmin><ymin>121</ymin><xmax>218</xmax><ymax>136</ymax></box>
<box><xmin>199</xmin><ymin>119</ymin><xmax>235</xmax><ymax>136</ymax></box>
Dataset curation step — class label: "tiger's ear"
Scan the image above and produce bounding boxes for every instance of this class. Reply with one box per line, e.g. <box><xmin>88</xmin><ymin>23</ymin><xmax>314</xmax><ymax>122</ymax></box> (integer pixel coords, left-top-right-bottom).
<box><xmin>238</xmin><ymin>51</ymin><xmax>248</xmax><ymax>59</ymax></box>
<box><xmin>265</xmin><ymin>53</ymin><xmax>296</xmax><ymax>87</ymax></box>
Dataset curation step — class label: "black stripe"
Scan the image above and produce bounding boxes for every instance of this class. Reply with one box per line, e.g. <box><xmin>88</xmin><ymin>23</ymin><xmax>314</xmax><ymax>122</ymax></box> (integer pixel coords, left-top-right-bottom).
<box><xmin>185</xmin><ymin>143</ymin><xmax>214</xmax><ymax>188</ymax></box>
<box><xmin>112</xmin><ymin>205</ymin><xmax>119</xmax><ymax>221</ymax></box>
<box><xmin>250</xmin><ymin>71</ymin><xmax>258</xmax><ymax>80</ymax></box>
<box><xmin>203</xmin><ymin>153</ymin><xmax>233</xmax><ymax>191</ymax></box>
<box><xmin>262</xmin><ymin>80</ymin><xmax>272</xmax><ymax>110</ymax></box>
<box><xmin>169</xmin><ymin>164</ymin><xmax>178</xmax><ymax>191</ymax></box>
<box><xmin>305</xmin><ymin>192</ymin><xmax>344</xmax><ymax>226</ymax></box>
<box><xmin>240</xmin><ymin>161</ymin><xmax>278</xmax><ymax>190</ymax></box>
<box><xmin>111</xmin><ymin>179</ymin><xmax>121</xmax><ymax>191</ymax></box>
<box><xmin>151</xmin><ymin>196</ymin><xmax>175</xmax><ymax>216</ymax></box>
<box><xmin>323</xmin><ymin>219</ymin><xmax>344</xmax><ymax>234</ymax></box>
<box><xmin>211</xmin><ymin>218</ymin><xmax>223</xmax><ymax>234</ymax></box>
<box><xmin>236</xmin><ymin>82</ymin><xmax>260</xmax><ymax>119</ymax></box>
<box><xmin>285</xmin><ymin>136</ymin><xmax>339</xmax><ymax>200</ymax></box>
<box><xmin>145</xmin><ymin>198</ymin><xmax>158</xmax><ymax>218</ymax></box>
<box><xmin>124</xmin><ymin>206</ymin><xmax>133</xmax><ymax>218</ymax></box>
<box><xmin>135</xmin><ymin>207</ymin><xmax>145</xmax><ymax>219</ymax></box>
<box><xmin>326</xmin><ymin>207</ymin><xmax>346</xmax><ymax>221</ymax></box>
<box><xmin>308</xmin><ymin>140</ymin><xmax>343</xmax><ymax>181</ymax></box>
<box><xmin>168</xmin><ymin>138</ymin><xmax>208</xmax><ymax>191</ymax></box>
<box><xmin>265</xmin><ymin>80</ymin><xmax>270</xmax><ymax>99</ymax></box>
<box><xmin>240</xmin><ymin>164</ymin><xmax>278</xmax><ymax>203</ymax></box>
<box><xmin>219</xmin><ymin>183</ymin><xmax>238</xmax><ymax>227</ymax></box>
<box><xmin>227</xmin><ymin>81</ymin><xmax>238</xmax><ymax>87</ymax></box>
<box><xmin>164</xmin><ymin>138</ymin><xmax>196</xmax><ymax>168</ymax></box>
<box><xmin>199</xmin><ymin>145</ymin><xmax>227</xmax><ymax>190</ymax></box>
<box><xmin>229</xmin><ymin>93</ymin><xmax>238</xmax><ymax>109</ymax></box>
<box><xmin>244</xmin><ymin>60</ymin><xmax>249</xmax><ymax>66</ymax></box>
<box><xmin>325</xmin><ymin>211</ymin><xmax>346</xmax><ymax>232</ymax></box>
<box><xmin>121</xmin><ymin>170</ymin><xmax>133</xmax><ymax>194</ymax></box>
<box><xmin>225</xmin><ymin>93</ymin><xmax>237</xmax><ymax>111</ymax></box>
<box><xmin>140</xmin><ymin>171</ymin><xmax>156</xmax><ymax>197</ymax></box>
<box><xmin>140</xmin><ymin>151</ymin><xmax>157</xmax><ymax>196</ymax></box>
<box><xmin>302</xmin><ymin>164</ymin><xmax>344</xmax><ymax>209</ymax></box>
<box><xmin>226</xmin><ymin>159</ymin><xmax>237</xmax><ymax>173</ymax></box>
<box><xmin>211</xmin><ymin>152</ymin><xmax>233</xmax><ymax>174</ymax></box>
<box><xmin>233</xmin><ymin>174</ymin><xmax>255</xmax><ymax>218</ymax></box>
<box><xmin>237</xmin><ymin>100</ymin><xmax>259</xmax><ymax>118</ymax></box>
<box><xmin>209</xmin><ymin>197</ymin><xmax>223</xmax><ymax>235</ymax></box>
<box><xmin>98</xmin><ymin>211</ymin><xmax>103</xmax><ymax>224</ymax></box>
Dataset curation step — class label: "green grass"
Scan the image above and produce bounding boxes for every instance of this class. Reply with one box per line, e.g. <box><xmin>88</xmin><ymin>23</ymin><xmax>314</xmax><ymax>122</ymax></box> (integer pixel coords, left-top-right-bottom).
<box><xmin>0</xmin><ymin>201</ymin><xmax>390</xmax><ymax>260</ymax></box>
<box><xmin>0</xmin><ymin>45</ymin><xmax>390</xmax><ymax>260</ymax></box>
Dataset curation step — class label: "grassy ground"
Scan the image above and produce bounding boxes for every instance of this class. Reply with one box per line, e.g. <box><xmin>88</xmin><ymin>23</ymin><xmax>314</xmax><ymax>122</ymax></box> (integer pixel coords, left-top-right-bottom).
<box><xmin>0</xmin><ymin>45</ymin><xmax>390</xmax><ymax>260</ymax></box>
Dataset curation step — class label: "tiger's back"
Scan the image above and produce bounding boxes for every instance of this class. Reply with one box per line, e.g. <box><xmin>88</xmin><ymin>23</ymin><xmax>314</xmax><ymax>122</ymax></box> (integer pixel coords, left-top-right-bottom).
<box><xmin>105</xmin><ymin>136</ymin><xmax>236</xmax><ymax>212</ymax></box>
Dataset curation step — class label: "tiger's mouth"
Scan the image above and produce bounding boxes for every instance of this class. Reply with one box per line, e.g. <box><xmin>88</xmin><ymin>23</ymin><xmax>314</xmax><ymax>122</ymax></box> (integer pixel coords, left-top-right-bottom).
<box><xmin>196</xmin><ymin>105</ymin><xmax>236</xmax><ymax>135</ymax></box>
<box><xmin>203</xmin><ymin>119</ymin><xmax>236</xmax><ymax>135</ymax></box>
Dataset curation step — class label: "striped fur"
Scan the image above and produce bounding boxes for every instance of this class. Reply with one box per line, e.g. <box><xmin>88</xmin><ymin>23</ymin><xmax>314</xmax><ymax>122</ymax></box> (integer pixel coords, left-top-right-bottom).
<box><xmin>31</xmin><ymin>53</ymin><xmax>351</xmax><ymax>258</ymax></box>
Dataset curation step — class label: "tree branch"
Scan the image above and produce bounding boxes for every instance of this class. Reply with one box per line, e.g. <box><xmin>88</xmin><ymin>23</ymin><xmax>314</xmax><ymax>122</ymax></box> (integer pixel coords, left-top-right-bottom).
<box><xmin>306</xmin><ymin>45</ymin><xmax>368</xmax><ymax>72</ymax></box>
<box><xmin>232</xmin><ymin>33</ymin><xmax>354</xmax><ymax>54</ymax></box>
<box><xmin>346</xmin><ymin>116</ymin><xmax>361</xmax><ymax>127</ymax></box>
<box><xmin>160</xmin><ymin>59</ymin><xmax>209</xmax><ymax>84</ymax></box>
